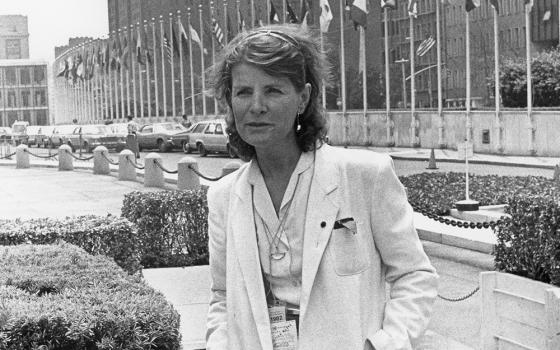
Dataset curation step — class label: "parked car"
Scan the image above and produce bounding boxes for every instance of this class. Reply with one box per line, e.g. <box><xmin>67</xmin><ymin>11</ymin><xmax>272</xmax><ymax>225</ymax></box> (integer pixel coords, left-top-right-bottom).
<box><xmin>26</xmin><ymin>126</ymin><xmax>43</xmax><ymax>146</ymax></box>
<box><xmin>137</xmin><ymin>122</ymin><xmax>187</xmax><ymax>152</ymax></box>
<box><xmin>67</xmin><ymin>124</ymin><xmax>126</xmax><ymax>153</ymax></box>
<box><xmin>178</xmin><ymin>119</ymin><xmax>236</xmax><ymax>158</ymax></box>
<box><xmin>49</xmin><ymin>125</ymin><xmax>78</xmax><ymax>148</ymax></box>
<box><xmin>0</xmin><ymin>127</ymin><xmax>12</xmax><ymax>143</ymax></box>
<box><xmin>37</xmin><ymin>126</ymin><xmax>56</xmax><ymax>148</ymax></box>
<box><xmin>11</xmin><ymin>121</ymin><xmax>29</xmax><ymax>145</ymax></box>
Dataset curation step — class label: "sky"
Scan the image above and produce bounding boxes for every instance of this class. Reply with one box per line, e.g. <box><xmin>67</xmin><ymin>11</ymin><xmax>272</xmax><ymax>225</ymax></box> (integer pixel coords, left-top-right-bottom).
<box><xmin>0</xmin><ymin>0</ymin><xmax>109</xmax><ymax>62</ymax></box>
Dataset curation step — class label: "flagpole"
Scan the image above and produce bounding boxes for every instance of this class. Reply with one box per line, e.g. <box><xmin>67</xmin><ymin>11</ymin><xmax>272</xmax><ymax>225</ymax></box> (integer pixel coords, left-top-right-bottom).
<box><xmin>237</xmin><ymin>0</ymin><xmax>241</xmax><ymax>33</ymax></box>
<box><xmin>267</xmin><ymin>0</ymin><xmax>271</xmax><ymax>25</ymax></box>
<box><xmin>283</xmin><ymin>0</ymin><xmax>287</xmax><ymax>23</ymax></box>
<box><xmin>137</xmin><ymin>22</ymin><xmax>145</xmax><ymax>120</ymax></box>
<box><xmin>118</xmin><ymin>28</ymin><xmax>125</xmax><ymax>120</ymax></box>
<box><xmin>383</xmin><ymin>8</ymin><xmax>391</xmax><ymax>145</ymax></box>
<box><xmin>187</xmin><ymin>8</ymin><xmax>196</xmax><ymax>116</ymax></box>
<box><xmin>160</xmin><ymin>15</ymin><xmax>168</xmax><ymax>118</ymax></box>
<box><xmin>130</xmin><ymin>24</ymin><xmax>138</xmax><ymax>118</ymax></box>
<box><xmin>251</xmin><ymin>0</ymin><xmax>255</xmax><ymax>28</ymax></box>
<box><xmin>339</xmin><ymin>0</ymin><xmax>346</xmax><ymax>115</ymax></box>
<box><xmin>169</xmin><ymin>12</ymin><xmax>176</xmax><ymax>118</ymax></box>
<box><xmin>409</xmin><ymin>10</ymin><xmax>417</xmax><ymax>146</ymax></box>
<box><xmin>177</xmin><ymin>11</ymin><xmax>186</xmax><ymax>117</ymax></box>
<box><xmin>151</xmin><ymin>18</ymin><xmax>160</xmax><ymax>118</ymax></box>
<box><xmin>493</xmin><ymin>6</ymin><xmax>501</xmax><ymax>152</ymax></box>
<box><xmin>108</xmin><ymin>34</ymin><xmax>114</xmax><ymax>120</ymax></box>
<box><xmin>320</xmin><ymin>31</ymin><xmax>326</xmax><ymax>110</ymax></box>
<box><xmin>124</xmin><ymin>27</ymin><xmax>131</xmax><ymax>117</ymax></box>
<box><xmin>210</xmin><ymin>1</ymin><xmax>219</xmax><ymax>116</ymax></box>
<box><xmin>144</xmin><ymin>20</ymin><xmax>152</xmax><ymax>120</ymax></box>
<box><xmin>199</xmin><ymin>4</ymin><xmax>207</xmax><ymax>117</ymax></box>
<box><xmin>360</xmin><ymin>26</ymin><xmax>367</xmax><ymax>114</ymax></box>
<box><xmin>436</xmin><ymin>0</ymin><xmax>443</xmax><ymax>147</ymax></box>
<box><xmin>526</xmin><ymin>2</ymin><xmax>534</xmax><ymax>154</ymax></box>
<box><xmin>102</xmin><ymin>40</ymin><xmax>108</xmax><ymax>120</ymax></box>
<box><xmin>223</xmin><ymin>0</ymin><xmax>228</xmax><ymax>43</ymax></box>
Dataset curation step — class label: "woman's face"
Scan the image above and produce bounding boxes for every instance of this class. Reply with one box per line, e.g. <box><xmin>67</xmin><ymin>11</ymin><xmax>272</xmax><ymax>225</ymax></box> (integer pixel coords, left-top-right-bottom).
<box><xmin>230</xmin><ymin>63</ymin><xmax>310</xmax><ymax>151</ymax></box>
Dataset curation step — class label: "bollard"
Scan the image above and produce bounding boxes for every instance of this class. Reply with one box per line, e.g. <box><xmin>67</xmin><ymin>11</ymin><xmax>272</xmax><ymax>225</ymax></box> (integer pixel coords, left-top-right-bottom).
<box><xmin>118</xmin><ymin>149</ymin><xmax>137</xmax><ymax>181</ymax></box>
<box><xmin>144</xmin><ymin>153</ymin><xmax>164</xmax><ymax>188</ymax></box>
<box><xmin>15</xmin><ymin>144</ymin><xmax>30</xmax><ymax>169</ymax></box>
<box><xmin>93</xmin><ymin>146</ymin><xmax>110</xmax><ymax>175</ymax></box>
<box><xmin>222</xmin><ymin>161</ymin><xmax>242</xmax><ymax>177</ymax></box>
<box><xmin>177</xmin><ymin>156</ymin><xmax>200</xmax><ymax>190</ymax></box>
<box><xmin>58</xmin><ymin>144</ymin><xmax>74</xmax><ymax>171</ymax></box>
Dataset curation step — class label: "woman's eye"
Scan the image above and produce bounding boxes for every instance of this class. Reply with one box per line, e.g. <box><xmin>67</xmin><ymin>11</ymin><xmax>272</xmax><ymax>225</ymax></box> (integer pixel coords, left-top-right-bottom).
<box><xmin>266</xmin><ymin>87</ymin><xmax>282</xmax><ymax>94</ymax></box>
<box><xmin>235</xmin><ymin>89</ymin><xmax>250</xmax><ymax>96</ymax></box>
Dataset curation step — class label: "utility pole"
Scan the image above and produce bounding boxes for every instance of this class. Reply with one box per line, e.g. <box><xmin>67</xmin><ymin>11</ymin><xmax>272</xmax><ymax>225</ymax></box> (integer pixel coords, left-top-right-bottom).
<box><xmin>395</xmin><ymin>58</ymin><xmax>409</xmax><ymax>108</ymax></box>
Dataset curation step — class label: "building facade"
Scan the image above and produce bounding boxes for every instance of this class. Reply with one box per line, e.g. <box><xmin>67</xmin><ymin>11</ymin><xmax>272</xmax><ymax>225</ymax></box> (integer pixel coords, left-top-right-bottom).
<box><xmin>0</xmin><ymin>60</ymin><xmax>49</xmax><ymax>127</ymax></box>
<box><xmin>0</xmin><ymin>15</ymin><xmax>29</xmax><ymax>60</ymax></box>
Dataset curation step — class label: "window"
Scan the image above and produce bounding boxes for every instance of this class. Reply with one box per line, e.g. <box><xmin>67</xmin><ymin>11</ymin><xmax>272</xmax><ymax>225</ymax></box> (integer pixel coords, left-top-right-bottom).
<box><xmin>7</xmin><ymin>91</ymin><xmax>16</xmax><ymax>107</ymax></box>
<box><xmin>141</xmin><ymin>125</ymin><xmax>153</xmax><ymax>133</ymax></box>
<box><xmin>33</xmin><ymin>66</ymin><xmax>45</xmax><ymax>84</ymax></box>
<box><xmin>5</xmin><ymin>39</ymin><xmax>21</xmax><ymax>59</ymax></box>
<box><xmin>36</xmin><ymin>110</ymin><xmax>47</xmax><ymax>125</ymax></box>
<box><xmin>192</xmin><ymin>123</ymin><xmax>206</xmax><ymax>133</ymax></box>
<box><xmin>205</xmin><ymin>123</ymin><xmax>216</xmax><ymax>134</ymax></box>
<box><xmin>215</xmin><ymin>123</ymin><xmax>223</xmax><ymax>134</ymax></box>
<box><xmin>20</xmin><ymin>68</ymin><xmax>30</xmax><ymax>85</ymax></box>
<box><xmin>35</xmin><ymin>90</ymin><xmax>46</xmax><ymax>106</ymax></box>
<box><xmin>21</xmin><ymin>91</ymin><xmax>30</xmax><ymax>107</ymax></box>
<box><xmin>5</xmin><ymin>68</ymin><xmax>16</xmax><ymax>85</ymax></box>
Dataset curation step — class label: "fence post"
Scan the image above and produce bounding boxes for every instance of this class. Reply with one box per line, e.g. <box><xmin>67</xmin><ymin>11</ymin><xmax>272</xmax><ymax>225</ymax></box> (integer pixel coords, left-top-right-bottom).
<box><xmin>58</xmin><ymin>145</ymin><xmax>74</xmax><ymax>171</ymax></box>
<box><xmin>177</xmin><ymin>156</ymin><xmax>200</xmax><ymax>190</ymax></box>
<box><xmin>222</xmin><ymin>161</ymin><xmax>241</xmax><ymax>177</ymax></box>
<box><xmin>118</xmin><ymin>149</ymin><xmax>137</xmax><ymax>181</ymax></box>
<box><xmin>15</xmin><ymin>144</ymin><xmax>30</xmax><ymax>168</ymax></box>
<box><xmin>480</xmin><ymin>271</ymin><xmax>498</xmax><ymax>350</ymax></box>
<box><xmin>546</xmin><ymin>288</ymin><xmax>560</xmax><ymax>350</ymax></box>
<box><xmin>144</xmin><ymin>152</ymin><xmax>164</xmax><ymax>188</ymax></box>
<box><xmin>93</xmin><ymin>146</ymin><xmax>110</xmax><ymax>175</ymax></box>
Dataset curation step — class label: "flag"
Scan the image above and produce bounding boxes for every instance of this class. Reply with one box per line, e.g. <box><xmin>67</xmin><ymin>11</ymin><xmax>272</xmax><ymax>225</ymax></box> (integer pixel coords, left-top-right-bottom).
<box><xmin>75</xmin><ymin>54</ymin><xmax>84</xmax><ymax>81</ymax></box>
<box><xmin>238</xmin><ymin>7</ymin><xmax>246</xmax><ymax>32</ymax></box>
<box><xmin>270</xmin><ymin>2</ymin><xmax>279</xmax><ymax>23</ymax></box>
<box><xmin>348</xmin><ymin>0</ymin><xmax>368</xmax><ymax>29</ymax></box>
<box><xmin>171</xmin><ymin>25</ymin><xmax>180</xmax><ymax>56</ymax></box>
<box><xmin>286</xmin><ymin>2</ymin><xmax>299</xmax><ymax>24</ymax></box>
<box><xmin>189</xmin><ymin>24</ymin><xmax>202</xmax><ymax>49</ymax></box>
<box><xmin>212</xmin><ymin>17</ymin><xmax>225</xmax><ymax>47</ymax></box>
<box><xmin>163</xmin><ymin>32</ymin><xmax>173</xmax><ymax>63</ymax></box>
<box><xmin>300</xmin><ymin>0</ymin><xmax>310</xmax><ymax>29</ymax></box>
<box><xmin>489</xmin><ymin>0</ymin><xmax>499</xmax><ymax>13</ymax></box>
<box><xmin>465</xmin><ymin>0</ymin><xmax>480</xmax><ymax>12</ymax></box>
<box><xmin>56</xmin><ymin>59</ymin><xmax>67</xmax><ymax>77</ymax></box>
<box><xmin>104</xmin><ymin>41</ymin><xmax>110</xmax><ymax>73</ymax></box>
<box><xmin>136</xmin><ymin>31</ymin><xmax>144</xmax><ymax>65</ymax></box>
<box><xmin>179</xmin><ymin>22</ymin><xmax>190</xmax><ymax>56</ymax></box>
<box><xmin>110</xmin><ymin>36</ymin><xmax>121</xmax><ymax>71</ymax></box>
<box><xmin>320</xmin><ymin>0</ymin><xmax>333</xmax><ymax>33</ymax></box>
<box><xmin>416</xmin><ymin>36</ymin><xmax>436</xmax><ymax>56</ymax></box>
<box><xmin>143</xmin><ymin>27</ymin><xmax>153</xmax><ymax>64</ymax></box>
<box><xmin>381</xmin><ymin>0</ymin><xmax>397</xmax><ymax>10</ymax></box>
<box><xmin>408</xmin><ymin>0</ymin><xmax>418</xmax><ymax>17</ymax></box>
<box><xmin>525</xmin><ymin>0</ymin><xmax>533</xmax><ymax>10</ymax></box>
<box><xmin>227</xmin><ymin>13</ymin><xmax>234</xmax><ymax>41</ymax></box>
<box><xmin>543</xmin><ymin>10</ymin><xmax>551</xmax><ymax>21</ymax></box>
<box><xmin>120</xmin><ymin>35</ymin><xmax>129</xmax><ymax>69</ymax></box>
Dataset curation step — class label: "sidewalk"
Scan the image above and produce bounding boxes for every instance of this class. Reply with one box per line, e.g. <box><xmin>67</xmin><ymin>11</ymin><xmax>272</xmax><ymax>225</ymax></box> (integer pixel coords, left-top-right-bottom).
<box><xmin>1</xmin><ymin>146</ymin><xmax>556</xmax><ymax>349</ymax></box>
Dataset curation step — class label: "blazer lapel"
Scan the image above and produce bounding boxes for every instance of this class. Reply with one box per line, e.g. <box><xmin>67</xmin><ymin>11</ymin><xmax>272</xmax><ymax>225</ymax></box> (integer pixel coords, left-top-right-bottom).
<box><xmin>231</xmin><ymin>172</ymin><xmax>273</xmax><ymax>349</ymax></box>
<box><xmin>300</xmin><ymin>146</ymin><xmax>340</xmax><ymax>320</ymax></box>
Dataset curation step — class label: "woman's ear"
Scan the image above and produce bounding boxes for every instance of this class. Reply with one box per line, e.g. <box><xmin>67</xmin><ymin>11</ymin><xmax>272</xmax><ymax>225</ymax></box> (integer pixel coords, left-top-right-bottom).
<box><xmin>299</xmin><ymin>83</ymin><xmax>312</xmax><ymax>112</ymax></box>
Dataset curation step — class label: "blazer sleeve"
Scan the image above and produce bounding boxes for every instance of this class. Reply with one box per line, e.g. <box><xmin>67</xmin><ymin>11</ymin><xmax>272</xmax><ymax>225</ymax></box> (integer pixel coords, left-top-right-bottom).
<box><xmin>205</xmin><ymin>184</ymin><xmax>228</xmax><ymax>350</ymax></box>
<box><xmin>367</xmin><ymin>155</ymin><xmax>438</xmax><ymax>350</ymax></box>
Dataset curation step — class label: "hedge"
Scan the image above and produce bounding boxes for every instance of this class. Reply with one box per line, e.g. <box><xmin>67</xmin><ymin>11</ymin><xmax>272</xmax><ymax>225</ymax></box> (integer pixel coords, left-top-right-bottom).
<box><xmin>0</xmin><ymin>243</ymin><xmax>181</xmax><ymax>349</ymax></box>
<box><xmin>121</xmin><ymin>188</ymin><xmax>209</xmax><ymax>268</ymax></box>
<box><xmin>0</xmin><ymin>215</ymin><xmax>141</xmax><ymax>274</ymax></box>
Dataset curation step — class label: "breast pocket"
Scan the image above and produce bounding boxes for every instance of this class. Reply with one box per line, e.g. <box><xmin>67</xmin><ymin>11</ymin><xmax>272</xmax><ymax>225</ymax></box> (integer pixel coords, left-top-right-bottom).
<box><xmin>327</xmin><ymin>223</ymin><xmax>370</xmax><ymax>276</ymax></box>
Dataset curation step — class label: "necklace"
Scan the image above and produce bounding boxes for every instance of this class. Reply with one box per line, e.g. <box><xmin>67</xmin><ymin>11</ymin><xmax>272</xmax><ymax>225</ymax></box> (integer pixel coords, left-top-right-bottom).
<box><xmin>258</xmin><ymin>194</ymin><xmax>295</xmax><ymax>260</ymax></box>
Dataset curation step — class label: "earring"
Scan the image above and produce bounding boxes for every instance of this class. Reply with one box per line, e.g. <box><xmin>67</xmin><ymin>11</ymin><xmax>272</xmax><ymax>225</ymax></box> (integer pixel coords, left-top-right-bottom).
<box><xmin>296</xmin><ymin>112</ymin><xmax>302</xmax><ymax>132</ymax></box>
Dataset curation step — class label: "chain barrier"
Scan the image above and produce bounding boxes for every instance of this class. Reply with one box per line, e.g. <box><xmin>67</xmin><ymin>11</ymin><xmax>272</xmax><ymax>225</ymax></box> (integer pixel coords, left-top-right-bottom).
<box><xmin>101</xmin><ymin>152</ymin><xmax>119</xmax><ymax>165</ymax></box>
<box><xmin>126</xmin><ymin>156</ymin><xmax>145</xmax><ymax>170</ymax></box>
<box><xmin>0</xmin><ymin>152</ymin><xmax>16</xmax><ymax>160</ymax></box>
<box><xmin>153</xmin><ymin>159</ymin><xmax>178</xmax><ymax>174</ymax></box>
<box><xmin>64</xmin><ymin>149</ymin><xmax>94</xmax><ymax>161</ymax></box>
<box><xmin>438</xmin><ymin>286</ymin><xmax>480</xmax><ymax>302</ymax></box>
<box><xmin>23</xmin><ymin>149</ymin><xmax>59</xmax><ymax>159</ymax></box>
<box><xmin>187</xmin><ymin>164</ymin><xmax>226</xmax><ymax>182</ymax></box>
<box><xmin>410</xmin><ymin>203</ymin><xmax>504</xmax><ymax>229</ymax></box>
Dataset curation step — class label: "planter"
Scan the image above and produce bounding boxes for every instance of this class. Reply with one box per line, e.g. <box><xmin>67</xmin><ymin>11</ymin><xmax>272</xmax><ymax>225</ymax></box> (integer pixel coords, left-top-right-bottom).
<box><xmin>480</xmin><ymin>271</ymin><xmax>560</xmax><ymax>350</ymax></box>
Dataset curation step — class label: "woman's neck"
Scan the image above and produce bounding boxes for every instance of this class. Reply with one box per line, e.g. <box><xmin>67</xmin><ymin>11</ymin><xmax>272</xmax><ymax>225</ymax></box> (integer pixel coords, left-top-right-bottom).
<box><xmin>255</xmin><ymin>142</ymin><xmax>302</xmax><ymax>181</ymax></box>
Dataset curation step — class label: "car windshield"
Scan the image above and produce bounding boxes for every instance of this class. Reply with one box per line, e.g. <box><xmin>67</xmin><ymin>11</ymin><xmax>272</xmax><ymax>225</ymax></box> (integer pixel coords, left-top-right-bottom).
<box><xmin>12</xmin><ymin>125</ymin><xmax>25</xmax><ymax>133</ymax></box>
<box><xmin>158</xmin><ymin>123</ymin><xmax>185</xmax><ymax>131</ymax></box>
<box><xmin>82</xmin><ymin>126</ymin><xmax>107</xmax><ymax>134</ymax></box>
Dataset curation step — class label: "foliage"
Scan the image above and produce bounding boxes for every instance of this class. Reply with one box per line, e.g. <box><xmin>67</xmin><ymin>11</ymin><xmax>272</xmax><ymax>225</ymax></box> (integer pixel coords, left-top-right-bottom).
<box><xmin>400</xmin><ymin>172</ymin><xmax>559</xmax><ymax>215</ymax></box>
<box><xmin>493</xmin><ymin>48</ymin><xmax>560</xmax><ymax>107</ymax></box>
<box><xmin>0</xmin><ymin>243</ymin><xmax>181</xmax><ymax>349</ymax></box>
<box><xmin>494</xmin><ymin>194</ymin><xmax>560</xmax><ymax>286</ymax></box>
<box><xmin>121</xmin><ymin>188</ymin><xmax>209</xmax><ymax>268</ymax></box>
<box><xmin>0</xmin><ymin>215</ymin><xmax>141</xmax><ymax>274</ymax></box>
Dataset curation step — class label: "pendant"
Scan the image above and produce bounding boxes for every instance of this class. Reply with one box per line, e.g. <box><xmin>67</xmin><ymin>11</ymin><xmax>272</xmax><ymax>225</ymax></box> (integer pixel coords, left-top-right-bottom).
<box><xmin>270</xmin><ymin>251</ymin><xmax>286</xmax><ymax>260</ymax></box>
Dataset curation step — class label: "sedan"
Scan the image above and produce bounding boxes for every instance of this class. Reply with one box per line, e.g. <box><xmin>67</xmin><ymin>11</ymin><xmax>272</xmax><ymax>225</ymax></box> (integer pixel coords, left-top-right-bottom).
<box><xmin>67</xmin><ymin>124</ymin><xmax>126</xmax><ymax>153</ymax></box>
<box><xmin>178</xmin><ymin>119</ymin><xmax>236</xmax><ymax>158</ymax></box>
<box><xmin>137</xmin><ymin>122</ymin><xmax>187</xmax><ymax>152</ymax></box>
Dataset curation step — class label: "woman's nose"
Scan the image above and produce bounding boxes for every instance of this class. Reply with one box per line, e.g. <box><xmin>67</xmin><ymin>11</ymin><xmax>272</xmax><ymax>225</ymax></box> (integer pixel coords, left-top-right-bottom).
<box><xmin>249</xmin><ymin>93</ymin><xmax>266</xmax><ymax>114</ymax></box>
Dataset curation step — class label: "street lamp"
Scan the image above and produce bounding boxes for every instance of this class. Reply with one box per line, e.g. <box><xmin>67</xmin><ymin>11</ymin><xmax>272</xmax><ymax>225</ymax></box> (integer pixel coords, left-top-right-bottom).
<box><xmin>395</xmin><ymin>58</ymin><xmax>409</xmax><ymax>108</ymax></box>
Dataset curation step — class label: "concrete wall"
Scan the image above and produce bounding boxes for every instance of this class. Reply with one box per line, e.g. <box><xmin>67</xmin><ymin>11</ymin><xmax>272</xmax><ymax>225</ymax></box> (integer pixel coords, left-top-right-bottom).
<box><xmin>326</xmin><ymin>110</ymin><xmax>560</xmax><ymax>156</ymax></box>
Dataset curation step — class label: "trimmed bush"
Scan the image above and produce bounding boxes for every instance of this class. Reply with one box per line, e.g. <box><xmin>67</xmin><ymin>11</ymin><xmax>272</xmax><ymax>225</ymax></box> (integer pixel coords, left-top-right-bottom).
<box><xmin>400</xmin><ymin>172</ymin><xmax>559</xmax><ymax>215</ymax></box>
<box><xmin>494</xmin><ymin>194</ymin><xmax>560</xmax><ymax>286</ymax></box>
<box><xmin>0</xmin><ymin>215</ymin><xmax>142</xmax><ymax>274</ymax></box>
<box><xmin>121</xmin><ymin>188</ymin><xmax>209</xmax><ymax>268</ymax></box>
<box><xmin>0</xmin><ymin>243</ymin><xmax>181</xmax><ymax>349</ymax></box>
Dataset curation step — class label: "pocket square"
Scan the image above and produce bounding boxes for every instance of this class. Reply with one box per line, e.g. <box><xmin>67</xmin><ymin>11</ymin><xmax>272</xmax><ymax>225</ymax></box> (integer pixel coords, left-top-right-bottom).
<box><xmin>334</xmin><ymin>217</ymin><xmax>356</xmax><ymax>232</ymax></box>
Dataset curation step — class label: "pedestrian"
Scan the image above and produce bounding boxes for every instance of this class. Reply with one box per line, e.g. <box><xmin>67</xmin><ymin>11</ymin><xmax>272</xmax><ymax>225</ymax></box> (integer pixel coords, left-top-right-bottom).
<box><xmin>205</xmin><ymin>24</ymin><xmax>438</xmax><ymax>350</ymax></box>
<box><xmin>126</xmin><ymin>115</ymin><xmax>139</xmax><ymax>158</ymax></box>
<box><xmin>181</xmin><ymin>114</ymin><xmax>192</xmax><ymax>129</ymax></box>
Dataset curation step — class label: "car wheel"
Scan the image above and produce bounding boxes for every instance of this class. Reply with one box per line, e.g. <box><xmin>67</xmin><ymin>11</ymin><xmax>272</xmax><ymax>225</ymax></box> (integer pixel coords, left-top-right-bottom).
<box><xmin>182</xmin><ymin>141</ymin><xmax>191</xmax><ymax>154</ymax></box>
<box><xmin>197</xmin><ymin>143</ymin><xmax>207</xmax><ymax>157</ymax></box>
<box><xmin>157</xmin><ymin>139</ymin><xmax>168</xmax><ymax>152</ymax></box>
<box><xmin>227</xmin><ymin>144</ymin><xmax>237</xmax><ymax>158</ymax></box>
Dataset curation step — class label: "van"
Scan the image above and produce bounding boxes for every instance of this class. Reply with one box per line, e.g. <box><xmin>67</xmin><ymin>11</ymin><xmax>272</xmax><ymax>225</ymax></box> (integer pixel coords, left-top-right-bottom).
<box><xmin>11</xmin><ymin>121</ymin><xmax>29</xmax><ymax>145</ymax></box>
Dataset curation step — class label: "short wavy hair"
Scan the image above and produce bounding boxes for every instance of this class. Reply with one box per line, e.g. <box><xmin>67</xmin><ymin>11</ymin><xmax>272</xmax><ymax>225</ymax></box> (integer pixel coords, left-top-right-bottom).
<box><xmin>208</xmin><ymin>24</ymin><xmax>331</xmax><ymax>161</ymax></box>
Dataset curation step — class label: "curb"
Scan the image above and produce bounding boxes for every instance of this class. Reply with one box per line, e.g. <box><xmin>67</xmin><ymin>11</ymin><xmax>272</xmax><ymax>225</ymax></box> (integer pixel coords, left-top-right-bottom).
<box><xmin>390</xmin><ymin>155</ymin><xmax>556</xmax><ymax>170</ymax></box>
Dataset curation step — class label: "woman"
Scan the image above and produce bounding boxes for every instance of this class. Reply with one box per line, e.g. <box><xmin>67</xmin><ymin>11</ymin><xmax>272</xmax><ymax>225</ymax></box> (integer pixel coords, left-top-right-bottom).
<box><xmin>206</xmin><ymin>24</ymin><xmax>438</xmax><ymax>350</ymax></box>
<box><xmin>126</xmin><ymin>115</ymin><xmax>140</xmax><ymax>158</ymax></box>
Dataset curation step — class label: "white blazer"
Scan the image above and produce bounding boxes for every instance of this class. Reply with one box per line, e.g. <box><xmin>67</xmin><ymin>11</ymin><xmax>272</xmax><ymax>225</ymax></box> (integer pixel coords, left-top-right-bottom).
<box><xmin>206</xmin><ymin>145</ymin><xmax>438</xmax><ymax>350</ymax></box>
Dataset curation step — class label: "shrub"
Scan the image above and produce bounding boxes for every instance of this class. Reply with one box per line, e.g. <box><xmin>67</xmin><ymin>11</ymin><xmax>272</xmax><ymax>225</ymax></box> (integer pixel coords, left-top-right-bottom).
<box><xmin>400</xmin><ymin>172</ymin><xmax>559</xmax><ymax>215</ymax></box>
<box><xmin>0</xmin><ymin>215</ymin><xmax>142</xmax><ymax>274</ymax></box>
<box><xmin>0</xmin><ymin>243</ymin><xmax>181</xmax><ymax>349</ymax></box>
<box><xmin>121</xmin><ymin>188</ymin><xmax>209</xmax><ymax>268</ymax></box>
<box><xmin>494</xmin><ymin>194</ymin><xmax>560</xmax><ymax>286</ymax></box>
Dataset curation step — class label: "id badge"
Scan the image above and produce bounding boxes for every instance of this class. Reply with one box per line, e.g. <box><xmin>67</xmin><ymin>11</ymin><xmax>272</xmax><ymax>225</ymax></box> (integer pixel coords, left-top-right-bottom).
<box><xmin>268</xmin><ymin>305</ymin><xmax>286</xmax><ymax>324</ymax></box>
<box><xmin>271</xmin><ymin>320</ymin><xmax>298</xmax><ymax>350</ymax></box>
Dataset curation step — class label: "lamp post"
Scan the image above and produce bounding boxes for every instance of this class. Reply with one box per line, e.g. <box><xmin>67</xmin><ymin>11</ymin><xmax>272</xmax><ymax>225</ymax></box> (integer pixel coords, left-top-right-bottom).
<box><xmin>395</xmin><ymin>58</ymin><xmax>409</xmax><ymax>108</ymax></box>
